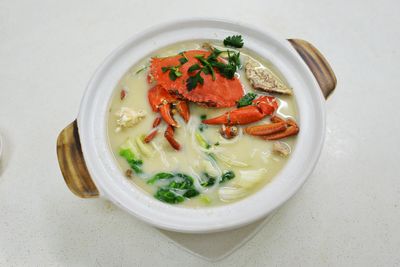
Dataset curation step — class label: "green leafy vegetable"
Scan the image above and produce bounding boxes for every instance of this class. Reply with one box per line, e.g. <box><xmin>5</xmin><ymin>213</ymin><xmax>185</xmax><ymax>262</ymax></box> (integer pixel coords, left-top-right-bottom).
<box><xmin>200</xmin><ymin>173</ymin><xmax>216</xmax><ymax>187</ymax></box>
<box><xmin>201</xmin><ymin>170</ymin><xmax>235</xmax><ymax>187</ymax></box>
<box><xmin>221</xmin><ymin>170</ymin><xmax>235</xmax><ymax>183</ymax></box>
<box><xmin>147</xmin><ymin>172</ymin><xmax>174</xmax><ymax>184</ymax></box>
<box><xmin>237</xmin><ymin>92</ymin><xmax>257</xmax><ymax>107</ymax></box>
<box><xmin>223</xmin><ymin>35</ymin><xmax>244</xmax><ymax>48</ymax></box>
<box><xmin>200</xmin><ymin>114</ymin><xmax>207</xmax><ymax>120</ymax></box>
<box><xmin>155</xmin><ymin>188</ymin><xmax>184</xmax><ymax>204</ymax></box>
<box><xmin>151</xmin><ymin>172</ymin><xmax>200</xmax><ymax>204</ymax></box>
<box><xmin>119</xmin><ymin>148</ymin><xmax>143</xmax><ymax>174</ymax></box>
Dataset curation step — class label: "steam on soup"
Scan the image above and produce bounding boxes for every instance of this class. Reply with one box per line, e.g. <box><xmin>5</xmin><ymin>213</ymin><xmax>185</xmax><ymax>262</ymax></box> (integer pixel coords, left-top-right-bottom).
<box><xmin>107</xmin><ymin>35</ymin><xmax>299</xmax><ymax>207</ymax></box>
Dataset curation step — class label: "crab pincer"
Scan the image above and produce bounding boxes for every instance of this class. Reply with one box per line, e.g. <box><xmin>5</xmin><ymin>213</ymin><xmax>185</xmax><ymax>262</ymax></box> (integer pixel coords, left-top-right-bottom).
<box><xmin>148</xmin><ymin>85</ymin><xmax>190</xmax><ymax>127</ymax></box>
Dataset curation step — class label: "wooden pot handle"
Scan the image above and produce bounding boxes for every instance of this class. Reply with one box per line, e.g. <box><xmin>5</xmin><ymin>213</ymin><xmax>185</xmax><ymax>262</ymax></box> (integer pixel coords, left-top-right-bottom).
<box><xmin>57</xmin><ymin>120</ymin><xmax>99</xmax><ymax>198</ymax></box>
<box><xmin>288</xmin><ymin>39</ymin><xmax>337</xmax><ymax>99</ymax></box>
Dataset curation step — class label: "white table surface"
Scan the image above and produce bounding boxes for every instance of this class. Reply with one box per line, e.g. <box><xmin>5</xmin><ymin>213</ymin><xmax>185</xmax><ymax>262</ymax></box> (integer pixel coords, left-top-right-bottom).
<box><xmin>1</xmin><ymin>0</ymin><xmax>400</xmax><ymax>266</ymax></box>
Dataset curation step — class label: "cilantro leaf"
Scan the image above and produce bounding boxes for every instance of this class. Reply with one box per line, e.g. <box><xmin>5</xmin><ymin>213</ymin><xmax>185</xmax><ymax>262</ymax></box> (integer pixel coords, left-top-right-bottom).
<box><xmin>186</xmin><ymin>71</ymin><xmax>204</xmax><ymax>91</ymax></box>
<box><xmin>188</xmin><ymin>64</ymin><xmax>201</xmax><ymax>73</ymax></box>
<box><xmin>179</xmin><ymin>57</ymin><xmax>188</xmax><ymax>65</ymax></box>
<box><xmin>237</xmin><ymin>92</ymin><xmax>257</xmax><ymax>107</ymax></box>
<box><xmin>223</xmin><ymin>35</ymin><xmax>244</xmax><ymax>48</ymax></box>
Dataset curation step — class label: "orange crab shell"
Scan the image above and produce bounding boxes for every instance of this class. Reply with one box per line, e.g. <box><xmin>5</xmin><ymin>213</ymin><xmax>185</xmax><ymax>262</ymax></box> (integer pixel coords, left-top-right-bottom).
<box><xmin>150</xmin><ymin>50</ymin><xmax>244</xmax><ymax>107</ymax></box>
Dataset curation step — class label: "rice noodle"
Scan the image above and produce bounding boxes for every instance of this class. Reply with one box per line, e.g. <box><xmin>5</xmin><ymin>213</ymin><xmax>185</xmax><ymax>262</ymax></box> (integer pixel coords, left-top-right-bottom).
<box><xmin>151</xmin><ymin>140</ymin><xmax>170</xmax><ymax>168</ymax></box>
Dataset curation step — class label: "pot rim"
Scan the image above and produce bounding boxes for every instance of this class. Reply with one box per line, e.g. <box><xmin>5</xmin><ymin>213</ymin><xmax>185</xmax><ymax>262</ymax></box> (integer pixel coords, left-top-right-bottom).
<box><xmin>77</xmin><ymin>17</ymin><xmax>326</xmax><ymax>233</ymax></box>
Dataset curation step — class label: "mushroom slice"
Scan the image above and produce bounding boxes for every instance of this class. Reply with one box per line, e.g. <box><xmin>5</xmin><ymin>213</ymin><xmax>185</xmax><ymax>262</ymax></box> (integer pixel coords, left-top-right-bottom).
<box><xmin>245</xmin><ymin>59</ymin><xmax>292</xmax><ymax>95</ymax></box>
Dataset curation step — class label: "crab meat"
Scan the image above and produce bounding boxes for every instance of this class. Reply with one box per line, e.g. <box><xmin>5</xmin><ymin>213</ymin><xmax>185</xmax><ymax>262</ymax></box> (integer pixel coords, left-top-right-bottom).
<box><xmin>245</xmin><ymin>59</ymin><xmax>292</xmax><ymax>95</ymax></box>
<box><xmin>115</xmin><ymin>107</ymin><xmax>146</xmax><ymax>132</ymax></box>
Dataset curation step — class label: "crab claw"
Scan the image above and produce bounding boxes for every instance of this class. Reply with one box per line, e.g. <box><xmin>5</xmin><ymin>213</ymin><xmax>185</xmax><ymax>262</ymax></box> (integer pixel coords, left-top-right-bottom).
<box><xmin>202</xmin><ymin>96</ymin><xmax>278</xmax><ymax>126</ymax></box>
<box><xmin>164</xmin><ymin>125</ymin><xmax>181</xmax><ymax>150</ymax></box>
<box><xmin>159</xmin><ymin>103</ymin><xmax>178</xmax><ymax>127</ymax></box>
<box><xmin>175</xmin><ymin>101</ymin><xmax>190</xmax><ymax>123</ymax></box>
<box><xmin>148</xmin><ymin>85</ymin><xmax>190</xmax><ymax>127</ymax></box>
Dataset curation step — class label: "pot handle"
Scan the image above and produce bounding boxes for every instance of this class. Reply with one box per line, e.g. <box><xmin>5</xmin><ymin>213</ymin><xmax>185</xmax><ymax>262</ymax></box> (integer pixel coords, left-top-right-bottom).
<box><xmin>288</xmin><ymin>39</ymin><xmax>337</xmax><ymax>99</ymax></box>
<box><xmin>57</xmin><ymin>120</ymin><xmax>99</xmax><ymax>198</ymax></box>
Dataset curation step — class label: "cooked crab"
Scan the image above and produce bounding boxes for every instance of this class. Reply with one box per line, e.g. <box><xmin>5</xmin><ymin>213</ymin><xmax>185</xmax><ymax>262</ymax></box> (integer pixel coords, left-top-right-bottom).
<box><xmin>150</xmin><ymin>50</ymin><xmax>244</xmax><ymax>107</ymax></box>
<box><xmin>147</xmin><ymin>50</ymin><xmax>245</xmax><ymax>149</ymax></box>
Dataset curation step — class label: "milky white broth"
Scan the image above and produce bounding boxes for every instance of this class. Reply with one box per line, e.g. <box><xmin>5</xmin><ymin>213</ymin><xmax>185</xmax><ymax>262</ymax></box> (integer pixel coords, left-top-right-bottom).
<box><xmin>107</xmin><ymin>40</ymin><xmax>298</xmax><ymax>207</ymax></box>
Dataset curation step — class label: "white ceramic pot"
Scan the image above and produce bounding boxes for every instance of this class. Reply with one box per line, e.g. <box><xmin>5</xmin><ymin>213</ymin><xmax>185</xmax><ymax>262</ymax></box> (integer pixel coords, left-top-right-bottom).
<box><xmin>57</xmin><ymin>18</ymin><xmax>336</xmax><ymax>233</ymax></box>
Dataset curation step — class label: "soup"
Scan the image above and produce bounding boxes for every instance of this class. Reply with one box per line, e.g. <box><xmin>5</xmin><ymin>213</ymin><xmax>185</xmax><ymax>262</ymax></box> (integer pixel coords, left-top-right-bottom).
<box><xmin>107</xmin><ymin>36</ymin><xmax>299</xmax><ymax>207</ymax></box>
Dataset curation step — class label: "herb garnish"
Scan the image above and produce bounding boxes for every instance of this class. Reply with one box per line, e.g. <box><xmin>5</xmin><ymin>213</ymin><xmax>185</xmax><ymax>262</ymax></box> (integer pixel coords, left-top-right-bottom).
<box><xmin>162</xmin><ymin>66</ymin><xmax>182</xmax><ymax>81</ymax></box>
<box><xmin>186</xmin><ymin>71</ymin><xmax>204</xmax><ymax>91</ymax></box>
<box><xmin>223</xmin><ymin>35</ymin><xmax>244</xmax><ymax>48</ymax></box>
<box><xmin>179</xmin><ymin>57</ymin><xmax>188</xmax><ymax>65</ymax></box>
<box><xmin>162</xmin><ymin>38</ymin><xmax>244</xmax><ymax>91</ymax></box>
<box><xmin>161</xmin><ymin>52</ymin><xmax>189</xmax><ymax>81</ymax></box>
<box><xmin>185</xmin><ymin>48</ymin><xmax>241</xmax><ymax>90</ymax></box>
<box><xmin>237</xmin><ymin>92</ymin><xmax>257</xmax><ymax>107</ymax></box>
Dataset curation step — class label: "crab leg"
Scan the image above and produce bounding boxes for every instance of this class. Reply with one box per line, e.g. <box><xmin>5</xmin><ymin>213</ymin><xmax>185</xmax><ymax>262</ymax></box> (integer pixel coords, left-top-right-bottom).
<box><xmin>270</xmin><ymin>115</ymin><xmax>285</xmax><ymax>123</ymax></box>
<box><xmin>164</xmin><ymin>125</ymin><xmax>181</xmax><ymax>150</ymax></box>
<box><xmin>144</xmin><ymin>129</ymin><xmax>158</xmax><ymax>143</ymax></box>
<box><xmin>245</xmin><ymin>121</ymin><xmax>287</xmax><ymax>136</ymax></box>
<box><xmin>261</xmin><ymin>118</ymin><xmax>299</xmax><ymax>140</ymax></box>
<box><xmin>152</xmin><ymin>117</ymin><xmax>162</xmax><ymax>127</ymax></box>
